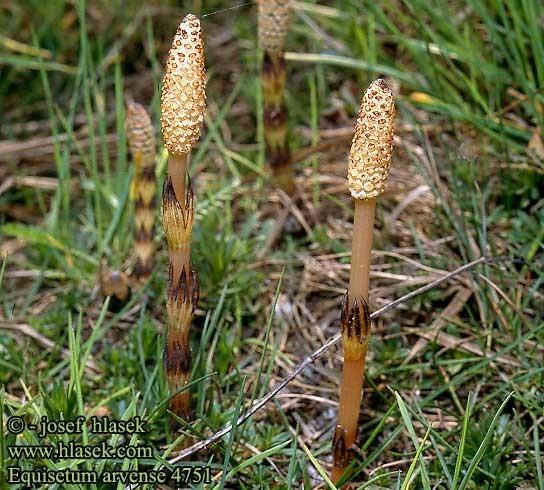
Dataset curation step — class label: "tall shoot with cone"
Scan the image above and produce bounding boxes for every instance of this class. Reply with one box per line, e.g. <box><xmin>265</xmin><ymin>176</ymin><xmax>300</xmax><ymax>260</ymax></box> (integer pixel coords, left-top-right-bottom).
<box><xmin>126</xmin><ymin>102</ymin><xmax>157</xmax><ymax>282</ymax></box>
<box><xmin>332</xmin><ymin>80</ymin><xmax>395</xmax><ymax>485</ymax></box>
<box><xmin>258</xmin><ymin>0</ymin><xmax>293</xmax><ymax>193</ymax></box>
<box><xmin>160</xmin><ymin>14</ymin><xmax>206</xmax><ymax>420</ymax></box>
<box><xmin>97</xmin><ymin>103</ymin><xmax>156</xmax><ymax>310</ymax></box>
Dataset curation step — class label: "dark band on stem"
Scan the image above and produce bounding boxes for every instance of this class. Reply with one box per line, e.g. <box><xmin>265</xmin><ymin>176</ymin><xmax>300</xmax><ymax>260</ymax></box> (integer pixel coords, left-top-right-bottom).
<box><xmin>332</xmin><ymin>425</ymin><xmax>351</xmax><ymax>468</ymax></box>
<box><xmin>262</xmin><ymin>51</ymin><xmax>293</xmax><ymax>192</ymax></box>
<box><xmin>162</xmin><ymin>176</ymin><xmax>195</xmax><ymax>251</ymax></box>
<box><xmin>164</xmin><ymin>264</ymin><xmax>199</xmax><ymax>420</ymax></box>
<box><xmin>162</xmin><ymin>174</ymin><xmax>194</xmax><ymax>211</ymax></box>
<box><xmin>167</xmin><ymin>263</ymin><xmax>200</xmax><ymax>312</ymax></box>
<box><xmin>341</xmin><ymin>293</ymin><xmax>371</xmax><ymax>342</ymax></box>
<box><xmin>164</xmin><ymin>335</ymin><xmax>192</xmax><ymax>378</ymax></box>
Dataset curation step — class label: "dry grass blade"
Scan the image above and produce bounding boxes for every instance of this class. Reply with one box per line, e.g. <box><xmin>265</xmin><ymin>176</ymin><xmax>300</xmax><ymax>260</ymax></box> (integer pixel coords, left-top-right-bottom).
<box><xmin>412</xmin><ymin>329</ymin><xmax>520</xmax><ymax>367</ymax></box>
<box><xmin>405</xmin><ymin>287</ymin><xmax>473</xmax><ymax>362</ymax></box>
<box><xmin>0</xmin><ymin>176</ymin><xmax>61</xmax><ymax>197</ymax></box>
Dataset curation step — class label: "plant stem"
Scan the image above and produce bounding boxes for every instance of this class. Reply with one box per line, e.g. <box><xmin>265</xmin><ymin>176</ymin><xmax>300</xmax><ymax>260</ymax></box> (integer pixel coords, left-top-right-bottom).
<box><xmin>163</xmin><ymin>151</ymin><xmax>196</xmax><ymax>420</ymax></box>
<box><xmin>262</xmin><ymin>51</ymin><xmax>293</xmax><ymax>194</ymax></box>
<box><xmin>168</xmin><ymin>153</ymin><xmax>188</xmax><ymax>210</ymax></box>
<box><xmin>337</xmin><ymin>356</ymin><xmax>367</xmax><ymax>445</ymax></box>
<box><xmin>332</xmin><ymin>355</ymin><xmax>367</xmax><ymax>484</ymax></box>
<box><xmin>167</xmin><ymin>152</ymin><xmax>191</xmax><ymax>287</ymax></box>
<box><xmin>170</xmin><ymin>246</ymin><xmax>191</xmax><ymax>286</ymax></box>
<box><xmin>348</xmin><ymin>198</ymin><xmax>376</xmax><ymax>305</ymax></box>
<box><xmin>160</xmin><ymin>13</ymin><xmax>205</xmax><ymax>426</ymax></box>
<box><xmin>126</xmin><ymin>102</ymin><xmax>156</xmax><ymax>282</ymax></box>
<box><xmin>332</xmin><ymin>198</ymin><xmax>376</xmax><ymax>485</ymax></box>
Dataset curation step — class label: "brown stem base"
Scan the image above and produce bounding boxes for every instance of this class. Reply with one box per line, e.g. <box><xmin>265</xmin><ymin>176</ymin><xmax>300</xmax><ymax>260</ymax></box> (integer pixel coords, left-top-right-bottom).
<box><xmin>273</xmin><ymin>163</ymin><xmax>295</xmax><ymax>195</ymax></box>
<box><xmin>331</xmin><ymin>356</ymin><xmax>367</xmax><ymax>485</ymax></box>
<box><xmin>170</xmin><ymin>388</ymin><xmax>191</xmax><ymax>421</ymax></box>
<box><xmin>164</xmin><ymin>328</ymin><xmax>192</xmax><ymax>422</ymax></box>
<box><xmin>164</xmin><ymin>152</ymin><xmax>195</xmax><ymax>424</ymax></box>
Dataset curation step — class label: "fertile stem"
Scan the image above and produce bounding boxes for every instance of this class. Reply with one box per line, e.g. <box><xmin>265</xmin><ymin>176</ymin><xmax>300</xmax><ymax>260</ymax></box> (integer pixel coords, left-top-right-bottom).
<box><xmin>160</xmin><ymin>13</ymin><xmax>206</xmax><ymax>421</ymax></box>
<box><xmin>126</xmin><ymin>102</ymin><xmax>156</xmax><ymax>282</ymax></box>
<box><xmin>167</xmin><ymin>153</ymin><xmax>191</xmax><ymax>286</ymax></box>
<box><xmin>258</xmin><ymin>0</ymin><xmax>293</xmax><ymax>194</ymax></box>
<box><xmin>332</xmin><ymin>205</ymin><xmax>374</xmax><ymax>483</ymax></box>
<box><xmin>332</xmin><ymin>79</ymin><xmax>395</xmax><ymax>486</ymax></box>
<box><xmin>164</xmin><ymin>262</ymin><xmax>199</xmax><ymax>420</ymax></box>
<box><xmin>336</xmin><ymin>357</ymin><xmax>367</xmax><ymax>449</ymax></box>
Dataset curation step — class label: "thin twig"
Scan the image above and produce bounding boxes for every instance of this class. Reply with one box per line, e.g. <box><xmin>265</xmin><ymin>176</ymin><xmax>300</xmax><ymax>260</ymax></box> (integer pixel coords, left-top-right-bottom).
<box><xmin>168</xmin><ymin>256</ymin><xmax>487</xmax><ymax>463</ymax></box>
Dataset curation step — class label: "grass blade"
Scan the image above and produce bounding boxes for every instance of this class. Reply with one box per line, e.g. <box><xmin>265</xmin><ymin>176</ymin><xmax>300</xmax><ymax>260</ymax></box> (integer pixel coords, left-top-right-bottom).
<box><xmin>458</xmin><ymin>392</ymin><xmax>514</xmax><ymax>490</ymax></box>
<box><xmin>401</xmin><ymin>424</ymin><xmax>432</xmax><ymax>490</ymax></box>
<box><xmin>452</xmin><ymin>392</ymin><xmax>473</xmax><ymax>489</ymax></box>
<box><xmin>395</xmin><ymin>392</ymin><xmax>431</xmax><ymax>490</ymax></box>
<box><xmin>300</xmin><ymin>439</ymin><xmax>337</xmax><ymax>490</ymax></box>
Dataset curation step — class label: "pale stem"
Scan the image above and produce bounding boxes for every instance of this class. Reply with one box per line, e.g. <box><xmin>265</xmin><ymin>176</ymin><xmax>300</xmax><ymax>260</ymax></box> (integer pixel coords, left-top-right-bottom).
<box><xmin>348</xmin><ymin>198</ymin><xmax>376</xmax><ymax>305</ymax></box>
<box><xmin>332</xmin><ymin>197</ymin><xmax>376</xmax><ymax>485</ymax></box>
<box><xmin>332</xmin><ymin>354</ymin><xmax>368</xmax><ymax>484</ymax></box>
<box><xmin>168</xmin><ymin>153</ymin><xmax>188</xmax><ymax>207</ymax></box>
<box><xmin>167</xmin><ymin>152</ymin><xmax>191</xmax><ymax>285</ymax></box>
<box><xmin>170</xmin><ymin>246</ymin><xmax>191</xmax><ymax>287</ymax></box>
<box><xmin>337</xmin><ymin>355</ymin><xmax>367</xmax><ymax>448</ymax></box>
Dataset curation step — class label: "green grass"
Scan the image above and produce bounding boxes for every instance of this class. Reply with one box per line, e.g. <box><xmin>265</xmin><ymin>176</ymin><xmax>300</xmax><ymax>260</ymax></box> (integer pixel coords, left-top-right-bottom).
<box><xmin>1</xmin><ymin>0</ymin><xmax>543</xmax><ymax>488</ymax></box>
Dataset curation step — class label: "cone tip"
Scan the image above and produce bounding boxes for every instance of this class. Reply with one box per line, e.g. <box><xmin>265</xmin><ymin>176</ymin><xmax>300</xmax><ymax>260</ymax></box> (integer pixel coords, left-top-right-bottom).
<box><xmin>348</xmin><ymin>78</ymin><xmax>396</xmax><ymax>200</ymax></box>
<box><xmin>161</xmin><ymin>13</ymin><xmax>206</xmax><ymax>156</ymax></box>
